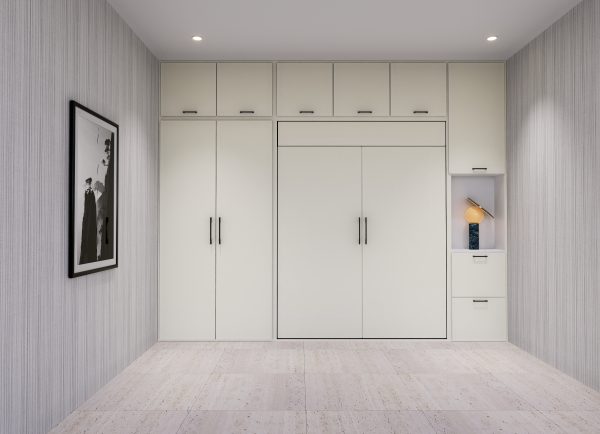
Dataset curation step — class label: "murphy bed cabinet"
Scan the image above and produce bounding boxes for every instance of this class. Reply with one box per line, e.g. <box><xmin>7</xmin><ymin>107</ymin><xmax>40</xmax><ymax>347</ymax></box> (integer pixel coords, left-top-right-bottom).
<box><xmin>159</xmin><ymin>61</ymin><xmax>507</xmax><ymax>341</ymax></box>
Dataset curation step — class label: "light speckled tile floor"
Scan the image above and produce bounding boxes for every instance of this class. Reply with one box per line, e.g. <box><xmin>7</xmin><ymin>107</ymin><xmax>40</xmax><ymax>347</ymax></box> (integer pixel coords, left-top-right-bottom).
<box><xmin>49</xmin><ymin>341</ymin><xmax>600</xmax><ymax>434</ymax></box>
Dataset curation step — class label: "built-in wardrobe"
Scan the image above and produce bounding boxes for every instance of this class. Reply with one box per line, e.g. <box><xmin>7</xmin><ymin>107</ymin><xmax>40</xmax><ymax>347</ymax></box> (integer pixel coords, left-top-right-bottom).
<box><xmin>159</xmin><ymin>61</ymin><xmax>507</xmax><ymax>341</ymax></box>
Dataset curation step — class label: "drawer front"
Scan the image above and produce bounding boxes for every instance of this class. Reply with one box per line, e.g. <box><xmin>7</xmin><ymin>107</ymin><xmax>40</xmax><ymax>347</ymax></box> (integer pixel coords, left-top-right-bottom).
<box><xmin>277</xmin><ymin>63</ymin><xmax>332</xmax><ymax>116</ymax></box>
<box><xmin>452</xmin><ymin>298</ymin><xmax>507</xmax><ymax>341</ymax></box>
<box><xmin>391</xmin><ymin>63</ymin><xmax>447</xmax><ymax>116</ymax></box>
<box><xmin>161</xmin><ymin>63</ymin><xmax>216</xmax><ymax>117</ymax></box>
<box><xmin>452</xmin><ymin>252</ymin><xmax>506</xmax><ymax>297</ymax></box>
<box><xmin>217</xmin><ymin>63</ymin><xmax>272</xmax><ymax>116</ymax></box>
<box><xmin>334</xmin><ymin>63</ymin><xmax>389</xmax><ymax>116</ymax></box>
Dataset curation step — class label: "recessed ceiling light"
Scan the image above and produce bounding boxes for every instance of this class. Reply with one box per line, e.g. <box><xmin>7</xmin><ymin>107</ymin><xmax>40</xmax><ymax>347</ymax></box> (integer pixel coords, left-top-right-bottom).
<box><xmin>487</xmin><ymin>35</ymin><xmax>498</xmax><ymax>42</ymax></box>
<box><xmin>192</xmin><ymin>35</ymin><xmax>203</xmax><ymax>42</ymax></box>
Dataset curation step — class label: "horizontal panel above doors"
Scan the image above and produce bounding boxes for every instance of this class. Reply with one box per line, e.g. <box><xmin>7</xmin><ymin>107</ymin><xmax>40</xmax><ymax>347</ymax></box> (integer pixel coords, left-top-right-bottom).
<box><xmin>277</xmin><ymin>121</ymin><xmax>446</xmax><ymax>147</ymax></box>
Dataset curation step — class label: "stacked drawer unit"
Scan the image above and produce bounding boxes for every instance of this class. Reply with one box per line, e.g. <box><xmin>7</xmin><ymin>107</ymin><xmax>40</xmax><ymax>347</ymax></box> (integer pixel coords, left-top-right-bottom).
<box><xmin>451</xmin><ymin>252</ymin><xmax>507</xmax><ymax>341</ymax></box>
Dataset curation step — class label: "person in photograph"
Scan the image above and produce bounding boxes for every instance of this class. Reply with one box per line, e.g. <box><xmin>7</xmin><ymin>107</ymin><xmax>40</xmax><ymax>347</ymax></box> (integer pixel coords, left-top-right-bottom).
<box><xmin>79</xmin><ymin>177</ymin><xmax>98</xmax><ymax>264</ymax></box>
<box><xmin>99</xmin><ymin>135</ymin><xmax>115</xmax><ymax>260</ymax></box>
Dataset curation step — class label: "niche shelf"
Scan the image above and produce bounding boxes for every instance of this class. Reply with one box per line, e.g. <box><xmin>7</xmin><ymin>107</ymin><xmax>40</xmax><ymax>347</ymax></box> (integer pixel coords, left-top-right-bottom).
<box><xmin>450</xmin><ymin>175</ymin><xmax>506</xmax><ymax>251</ymax></box>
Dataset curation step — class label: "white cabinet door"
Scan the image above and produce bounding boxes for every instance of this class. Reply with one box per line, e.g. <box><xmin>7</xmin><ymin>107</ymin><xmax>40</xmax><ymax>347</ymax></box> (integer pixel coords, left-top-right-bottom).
<box><xmin>217</xmin><ymin>63</ymin><xmax>273</xmax><ymax>116</ymax></box>
<box><xmin>160</xmin><ymin>121</ymin><xmax>216</xmax><ymax>340</ymax></box>
<box><xmin>277</xmin><ymin>63</ymin><xmax>333</xmax><ymax>116</ymax></box>
<box><xmin>216</xmin><ymin>121</ymin><xmax>272</xmax><ymax>340</ymax></box>
<box><xmin>391</xmin><ymin>63</ymin><xmax>447</xmax><ymax>116</ymax></box>
<box><xmin>160</xmin><ymin>63</ymin><xmax>216</xmax><ymax>117</ymax></box>
<box><xmin>278</xmin><ymin>147</ymin><xmax>363</xmax><ymax>338</ymax></box>
<box><xmin>363</xmin><ymin>147</ymin><xmax>447</xmax><ymax>338</ymax></box>
<box><xmin>334</xmin><ymin>63</ymin><xmax>390</xmax><ymax>116</ymax></box>
<box><xmin>449</xmin><ymin>63</ymin><xmax>506</xmax><ymax>174</ymax></box>
<box><xmin>452</xmin><ymin>252</ymin><xmax>506</xmax><ymax>298</ymax></box>
<box><xmin>452</xmin><ymin>298</ymin><xmax>507</xmax><ymax>341</ymax></box>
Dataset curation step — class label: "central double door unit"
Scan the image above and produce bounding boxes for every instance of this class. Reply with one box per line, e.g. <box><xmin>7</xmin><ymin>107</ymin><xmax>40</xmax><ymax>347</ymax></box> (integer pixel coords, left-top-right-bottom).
<box><xmin>278</xmin><ymin>122</ymin><xmax>447</xmax><ymax>338</ymax></box>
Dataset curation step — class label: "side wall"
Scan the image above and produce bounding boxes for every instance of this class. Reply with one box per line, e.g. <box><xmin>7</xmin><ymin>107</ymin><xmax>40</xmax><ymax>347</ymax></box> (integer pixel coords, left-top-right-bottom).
<box><xmin>507</xmin><ymin>0</ymin><xmax>600</xmax><ymax>391</ymax></box>
<box><xmin>0</xmin><ymin>1</ymin><xmax>159</xmax><ymax>432</ymax></box>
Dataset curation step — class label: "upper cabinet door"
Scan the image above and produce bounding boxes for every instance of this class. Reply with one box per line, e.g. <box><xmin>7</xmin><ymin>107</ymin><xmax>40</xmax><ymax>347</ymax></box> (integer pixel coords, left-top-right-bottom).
<box><xmin>217</xmin><ymin>63</ymin><xmax>272</xmax><ymax>116</ymax></box>
<box><xmin>391</xmin><ymin>63</ymin><xmax>447</xmax><ymax>116</ymax></box>
<box><xmin>277</xmin><ymin>63</ymin><xmax>333</xmax><ymax>116</ymax></box>
<box><xmin>449</xmin><ymin>63</ymin><xmax>506</xmax><ymax>174</ymax></box>
<box><xmin>161</xmin><ymin>63</ymin><xmax>216</xmax><ymax>117</ymax></box>
<box><xmin>334</xmin><ymin>63</ymin><xmax>390</xmax><ymax>116</ymax></box>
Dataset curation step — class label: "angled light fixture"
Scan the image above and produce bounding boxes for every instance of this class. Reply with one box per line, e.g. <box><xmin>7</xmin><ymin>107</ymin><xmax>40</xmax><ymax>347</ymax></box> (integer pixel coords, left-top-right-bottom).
<box><xmin>464</xmin><ymin>197</ymin><xmax>494</xmax><ymax>250</ymax></box>
<box><xmin>486</xmin><ymin>35</ymin><xmax>498</xmax><ymax>42</ymax></box>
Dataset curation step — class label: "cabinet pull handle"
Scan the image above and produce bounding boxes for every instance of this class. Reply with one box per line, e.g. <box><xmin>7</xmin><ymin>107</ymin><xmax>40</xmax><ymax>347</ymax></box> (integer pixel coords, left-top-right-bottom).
<box><xmin>413</xmin><ymin>110</ymin><xmax>429</xmax><ymax>114</ymax></box>
<box><xmin>239</xmin><ymin>110</ymin><xmax>255</xmax><ymax>114</ymax></box>
<box><xmin>209</xmin><ymin>217</ymin><xmax>213</xmax><ymax>245</ymax></box>
<box><xmin>365</xmin><ymin>217</ymin><xmax>368</xmax><ymax>245</ymax></box>
<box><xmin>473</xmin><ymin>255</ymin><xmax>488</xmax><ymax>258</ymax></box>
<box><xmin>472</xmin><ymin>167</ymin><xmax>488</xmax><ymax>171</ymax></box>
<box><xmin>218</xmin><ymin>217</ymin><xmax>222</xmax><ymax>245</ymax></box>
<box><xmin>299</xmin><ymin>110</ymin><xmax>314</xmax><ymax>114</ymax></box>
<box><xmin>182</xmin><ymin>110</ymin><xmax>198</xmax><ymax>114</ymax></box>
<box><xmin>357</xmin><ymin>110</ymin><xmax>373</xmax><ymax>114</ymax></box>
<box><xmin>473</xmin><ymin>299</ymin><xmax>489</xmax><ymax>303</ymax></box>
<box><xmin>358</xmin><ymin>217</ymin><xmax>361</xmax><ymax>245</ymax></box>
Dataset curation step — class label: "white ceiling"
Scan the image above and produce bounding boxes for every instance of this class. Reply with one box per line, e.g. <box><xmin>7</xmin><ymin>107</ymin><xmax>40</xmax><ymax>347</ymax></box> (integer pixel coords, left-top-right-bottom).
<box><xmin>107</xmin><ymin>0</ymin><xmax>581</xmax><ymax>61</ymax></box>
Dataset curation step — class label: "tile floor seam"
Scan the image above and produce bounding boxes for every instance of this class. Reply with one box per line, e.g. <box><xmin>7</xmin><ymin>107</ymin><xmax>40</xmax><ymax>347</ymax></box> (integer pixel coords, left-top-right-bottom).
<box><xmin>189</xmin><ymin>348</ymin><xmax>225</xmax><ymax>412</ymax></box>
<box><xmin>303</xmin><ymin>341</ymin><xmax>308</xmax><ymax>433</ymax></box>
<box><xmin>533</xmin><ymin>409</ymin><xmax>569</xmax><ymax>433</ymax></box>
<box><xmin>174</xmin><ymin>409</ymin><xmax>191</xmax><ymax>434</ymax></box>
<box><xmin>419</xmin><ymin>410</ymin><xmax>440</xmax><ymax>433</ymax></box>
<box><xmin>486</xmin><ymin>370</ymin><xmax>542</xmax><ymax>412</ymax></box>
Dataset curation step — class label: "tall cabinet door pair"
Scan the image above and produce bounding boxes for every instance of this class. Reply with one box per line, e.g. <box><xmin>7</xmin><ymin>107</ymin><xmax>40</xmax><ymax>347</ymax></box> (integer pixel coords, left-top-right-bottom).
<box><xmin>160</xmin><ymin>121</ymin><xmax>272</xmax><ymax>340</ymax></box>
<box><xmin>278</xmin><ymin>146</ymin><xmax>446</xmax><ymax>338</ymax></box>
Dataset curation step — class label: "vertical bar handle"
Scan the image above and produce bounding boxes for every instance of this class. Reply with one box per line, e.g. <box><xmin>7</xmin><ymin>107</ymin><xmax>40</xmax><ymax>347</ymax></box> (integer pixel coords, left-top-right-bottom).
<box><xmin>358</xmin><ymin>217</ymin><xmax>361</xmax><ymax>245</ymax></box>
<box><xmin>209</xmin><ymin>217</ymin><xmax>213</xmax><ymax>245</ymax></box>
<box><xmin>218</xmin><ymin>217</ymin><xmax>222</xmax><ymax>245</ymax></box>
<box><xmin>365</xmin><ymin>217</ymin><xmax>368</xmax><ymax>245</ymax></box>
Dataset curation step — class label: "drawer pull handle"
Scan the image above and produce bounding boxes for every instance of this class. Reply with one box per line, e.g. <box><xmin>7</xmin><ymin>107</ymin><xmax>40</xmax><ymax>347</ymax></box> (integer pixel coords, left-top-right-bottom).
<box><xmin>473</xmin><ymin>299</ymin><xmax>489</xmax><ymax>303</ymax></box>
<box><xmin>299</xmin><ymin>110</ymin><xmax>314</xmax><ymax>114</ymax></box>
<box><xmin>240</xmin><ymin>110</ymin><xmax>255</xmax><ymax>114</ymax></box>
<box><xmin>413</xmin><ymin>110</ymin><xmax>429</xmax><ymax>114</ymax></box>
<box><xmin>472</xmin><ymin>167</ymin><xmax>488</xmax><ymax>171</ymax></box>
<box><xmin>182</xmin><ymin>110</ymin><xmax>198</xmax><ymax>114</ymax></box>
<box><xmin>473</xmin><ymin>255</ymin><xmax>488</xmax><ymax>258</ymax></box>
<box><xmin>357</xmin><ymin>110</ymin><xmax>373</xmax><ymax>114</ymax></box>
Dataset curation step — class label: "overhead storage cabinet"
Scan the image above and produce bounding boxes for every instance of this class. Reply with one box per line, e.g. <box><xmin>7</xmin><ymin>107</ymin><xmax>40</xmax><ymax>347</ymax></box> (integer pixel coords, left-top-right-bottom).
<box><xmin>449</xmin><ymin>63</ymin><xmax>506</xmax><ymax>174</ymax></box>
<box><xmin>217</xmin><ymin>63</ymin><xmax>273</xmax><ymax>116</ymax></box>
<box><xmin>160</xmin><ymin>63</ymin><xmax>216</xmax><ymax>117</ymax></box>
<box><xmin>277</xmin><ymin>63</ymin><xmax>333</xmax><ymax>116</ymax></box>
<box><xmin>391</xmin><ymin>63</ymin><xmax>447</xmax><ymax>117</ymax></box>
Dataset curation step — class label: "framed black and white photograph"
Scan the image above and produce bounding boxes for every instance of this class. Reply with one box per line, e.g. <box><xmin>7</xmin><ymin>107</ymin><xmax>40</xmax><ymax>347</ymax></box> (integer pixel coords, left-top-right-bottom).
<box><xmin>69</xmin><ymin>101</ymin><xmax>118</xmax><ymax>277</ymax></box>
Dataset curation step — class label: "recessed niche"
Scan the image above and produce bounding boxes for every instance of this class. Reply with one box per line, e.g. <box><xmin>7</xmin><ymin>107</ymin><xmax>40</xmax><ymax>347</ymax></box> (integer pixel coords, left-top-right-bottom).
<box><xmin>451</xmin><ymin>175</ymin><xmax>505</xmax><ymax>251</ymax></box>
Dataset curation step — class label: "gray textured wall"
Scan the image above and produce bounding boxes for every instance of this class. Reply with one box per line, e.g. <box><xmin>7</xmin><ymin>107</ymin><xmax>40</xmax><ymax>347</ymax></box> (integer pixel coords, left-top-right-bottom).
<box><xmin>507</xmin><ymin>0</ymin><xmax>600</xmax><ymax>391</ymax></box>
<box><xmin>0</xmin><ymin>1</ymin><xmax>159</xmax><ymax>433</ymax></box>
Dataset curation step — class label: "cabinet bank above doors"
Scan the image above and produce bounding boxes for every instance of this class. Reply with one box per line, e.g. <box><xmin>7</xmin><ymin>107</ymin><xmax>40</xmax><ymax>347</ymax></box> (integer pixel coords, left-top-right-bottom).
<box><xmin>160</xmin><ymin>62</ymin><xmax>449</xmax><ymax>119</ymax></box>
<box><xmin>277</xmin><ymin>122</ymin><xmax>446</xmax><ymax>147</ymax></box>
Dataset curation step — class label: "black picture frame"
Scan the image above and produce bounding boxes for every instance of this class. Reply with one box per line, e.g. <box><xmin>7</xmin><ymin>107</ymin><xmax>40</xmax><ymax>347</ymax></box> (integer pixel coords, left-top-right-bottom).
<box><xmin>69</xmin><ymin>101</ymin><xmax>119</xmax><ymax>278</ymax></box>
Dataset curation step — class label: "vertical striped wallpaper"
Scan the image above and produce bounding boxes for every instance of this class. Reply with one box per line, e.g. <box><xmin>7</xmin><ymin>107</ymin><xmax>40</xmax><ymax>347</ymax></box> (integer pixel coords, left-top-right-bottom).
<box><xmin>507</xmin><ymin>0</ymin><xmax>600</xmax><ymax>391</ymax></box>
<box><xmin>0</xmin><ymin>1</ymin><xmax>159</xmax><ymax>433</ymax></box>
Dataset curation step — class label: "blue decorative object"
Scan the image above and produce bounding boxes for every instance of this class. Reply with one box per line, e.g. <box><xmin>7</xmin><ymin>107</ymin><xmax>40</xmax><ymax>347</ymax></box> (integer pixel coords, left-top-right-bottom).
<box><xmin>469</xmin><ymin>223</ymin><xmax>479</xmax><ymax>250</ymax></box>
